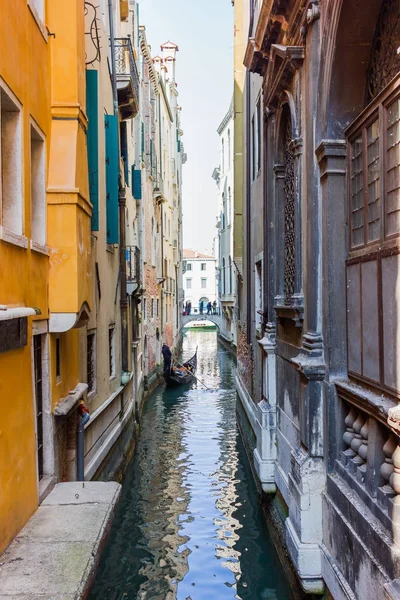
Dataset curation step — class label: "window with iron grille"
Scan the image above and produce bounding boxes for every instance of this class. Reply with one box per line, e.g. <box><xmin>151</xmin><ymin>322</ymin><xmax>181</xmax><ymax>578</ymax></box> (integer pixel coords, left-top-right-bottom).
<box><xmin>87</xmin><ymin>332</ymin><xmax>96</xmax><ymax>393</ymax></box>
<box><xmin>109</xmin><ymin>326</ymin><xmax>115</xmax><ymax>378</ymax></box>
<box><xmin>345</xmin><ymin>18</ymin><xmax>400</xmax><ymax>395</ymax></box>
<box><xmin>33</xmin><ymin>335</ymin><xmax>44</xmax><ymax>480</ymax></box>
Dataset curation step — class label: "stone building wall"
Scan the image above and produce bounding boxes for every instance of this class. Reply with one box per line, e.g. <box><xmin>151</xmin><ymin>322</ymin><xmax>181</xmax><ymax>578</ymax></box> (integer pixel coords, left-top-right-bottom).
<box><xmin>236</xmin><ymin>0</ymin><xmax>400</xmax><ymax>597</ymax></box>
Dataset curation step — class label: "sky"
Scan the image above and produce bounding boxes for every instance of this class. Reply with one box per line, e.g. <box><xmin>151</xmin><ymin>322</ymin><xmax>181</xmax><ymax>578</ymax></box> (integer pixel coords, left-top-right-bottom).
<box><xmin>139</xmin><ymin>0</ymin><xmax>234</xmax><ymax>255</ymax></box>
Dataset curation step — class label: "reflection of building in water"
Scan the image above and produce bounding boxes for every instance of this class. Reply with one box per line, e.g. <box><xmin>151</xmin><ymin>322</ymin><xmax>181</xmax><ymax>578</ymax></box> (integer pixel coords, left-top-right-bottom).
<box><xmin>134</xmin><ymin>393</ymin><xmax>192</xmax><ymax>598</ymax></box>
<box><xmin>213</xmin><ymin>366</ymin><xmax>243</xmax><ymax>583</ymax></box>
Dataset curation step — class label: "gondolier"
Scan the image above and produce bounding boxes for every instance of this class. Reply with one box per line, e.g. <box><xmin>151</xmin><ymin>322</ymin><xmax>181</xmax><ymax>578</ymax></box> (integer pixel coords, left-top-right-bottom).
<box><xmin>162</xmin><ymin>343</ymin><xmax>172</xmax><ymax>378</ymax></box>
<box><xmin>163</xmin><ymin>346</ymin><xmax>198</xmax><ymax>387</ymax></box>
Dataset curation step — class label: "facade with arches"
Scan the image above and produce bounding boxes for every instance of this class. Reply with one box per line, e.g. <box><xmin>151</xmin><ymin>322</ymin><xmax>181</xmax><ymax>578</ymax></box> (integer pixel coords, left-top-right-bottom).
<box><xmin>213</xmin><ymin>99</ymin><xmax>237</xmax><ymax>346</ymax></box>
<box><xmin>235</xmin><ymin>0</ymin><xmax>400</xmax><ymax>597</ymax></box>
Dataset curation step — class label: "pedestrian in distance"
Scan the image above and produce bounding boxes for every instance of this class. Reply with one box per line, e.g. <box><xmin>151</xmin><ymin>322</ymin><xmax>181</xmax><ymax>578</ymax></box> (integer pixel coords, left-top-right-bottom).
<box><xmin>199</xmin><ymin>300</ymin><xmax>204</xmax><ymax>315</ymax></box>
<box><xmin>212</xmin><ymin>300</ymin><xmax>217</xmax><ymax>315</ymax></box>
<box><xmin>188</xmin><ymin>301</ymin><xmax>191</xmax><ymax>315</ymax></box>
<box><xmin>207</xmin><ymin>301</ymin><xmax>212</xmax><ymax>315</ymax></box>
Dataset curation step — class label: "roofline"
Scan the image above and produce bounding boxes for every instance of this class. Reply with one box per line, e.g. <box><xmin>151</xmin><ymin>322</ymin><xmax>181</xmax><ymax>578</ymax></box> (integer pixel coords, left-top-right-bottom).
<box><xmin>217</xmin><ymin>96</ymin><xmax>234</xmax><ymax>134</ymax></box>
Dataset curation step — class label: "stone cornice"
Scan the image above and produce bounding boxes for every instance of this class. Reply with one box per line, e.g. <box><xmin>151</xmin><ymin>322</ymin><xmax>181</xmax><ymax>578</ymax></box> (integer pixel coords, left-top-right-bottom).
<box><xmin>263</xmin><ymin>44</ymin><xmax>304</xmax><ymax>108</ymax></box>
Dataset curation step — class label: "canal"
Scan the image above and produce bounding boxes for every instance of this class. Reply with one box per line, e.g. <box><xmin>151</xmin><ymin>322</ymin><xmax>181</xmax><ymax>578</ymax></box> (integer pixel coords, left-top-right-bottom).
<box><xmin>88</xmin><ymin>330</ymin><xmax>292</xmax><ymax>600</ymax></box>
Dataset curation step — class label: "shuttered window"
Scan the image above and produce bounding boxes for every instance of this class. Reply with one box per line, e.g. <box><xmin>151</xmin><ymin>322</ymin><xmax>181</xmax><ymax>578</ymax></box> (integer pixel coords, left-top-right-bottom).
<box><xmin>86</xmin><ymin>70</ymin><xmax>99</xmax><ymax>230</ymax></box>
<box><xmin>105</xmin><ymin>114</ymin><xmax>119</xmax><ymax>244</ymax></box>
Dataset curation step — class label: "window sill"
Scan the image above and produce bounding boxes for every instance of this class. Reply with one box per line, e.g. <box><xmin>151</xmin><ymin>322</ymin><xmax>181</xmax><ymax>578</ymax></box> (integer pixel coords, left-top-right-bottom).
<box><xmin>106</xmin><ymin>244</ymin><xmax>117</xmax><ymax>254</ymax></box>
<box><xmin>0</xmin><ymin>227</ymin><xmax>28</xmax><ymax>249</ymax></box>
<box><xmin>31</xmin><ymin>240</ymin><xmax>50</xmax><ymax>256</ymax></box>
<box><xmin>27</xmin><ymin>1</ymin><xmax>48</xmax><ymax>42</ymax></box>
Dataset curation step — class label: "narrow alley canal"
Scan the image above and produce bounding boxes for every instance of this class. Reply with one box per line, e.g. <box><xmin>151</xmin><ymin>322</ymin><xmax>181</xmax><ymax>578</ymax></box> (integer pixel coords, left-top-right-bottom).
<box><xmin>88</xmin><ymin>331</ymin><xmax>292</xmax><ymax>600</ymax></box>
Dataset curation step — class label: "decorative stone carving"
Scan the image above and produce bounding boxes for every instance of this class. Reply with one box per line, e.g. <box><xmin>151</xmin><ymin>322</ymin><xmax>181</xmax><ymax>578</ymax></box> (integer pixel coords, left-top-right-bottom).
<box><xmin>306</xmin><ymin>1</ymin><xmax>320</xmax><ymax>25</ymax></box>
<box><xmin>342</xmin><ymin>407</ymin><xmax>357</xmax><ymax>463</ymax></box>
<box><xmin>390</xmin><ymin>445</ymin><xmax>400</xmax><ymax>494</ymax></box>
<box><xmin>380</xmin><ymin>433</ymin><xmax>397</xmax><ymax>492</ymax></box>
<box><xmin>366</xmin><ymin>0</ymin><xmax>400</xmax><ymax>103</ymax></box>
<box><xmin>350</xmin><ymin>413</ymin><xmax>365</xmax><ymax>467</ymax></box>
<box><xmin>284</xmin><ymin>113</ymin><xmax>296</xmax><ymax>302</ymax></box>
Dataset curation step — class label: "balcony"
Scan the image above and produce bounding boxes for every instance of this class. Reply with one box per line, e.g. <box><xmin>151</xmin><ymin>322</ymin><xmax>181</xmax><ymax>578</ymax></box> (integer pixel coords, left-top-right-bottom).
<box><xmin>126</xmin><ymin>245</ymin><xmax>141</xmax><ymax>295</ymax></box>
<box><xmin>114</xmin><ymin>37</ymin><xmax>139</xmax><ymax>120</ymax></box>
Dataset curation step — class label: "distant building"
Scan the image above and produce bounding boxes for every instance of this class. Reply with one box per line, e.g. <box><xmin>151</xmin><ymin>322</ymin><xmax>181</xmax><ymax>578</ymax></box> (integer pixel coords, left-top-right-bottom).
<box><xmin>183</xmin><ymin>250</ymin><xmax>216</xmax><ymax>314</ymax></box>
<box><xmin>213</xmin><ymin>99</ymin><xmax>237</xmax><ymax>347</ymax></box>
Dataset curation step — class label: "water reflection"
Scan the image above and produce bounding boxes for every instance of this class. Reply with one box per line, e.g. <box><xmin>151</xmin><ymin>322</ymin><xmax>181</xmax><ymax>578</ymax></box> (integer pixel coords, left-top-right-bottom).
<box><xmin>88</xmin><ymin>331</ymin><xmax>292</xmax><ymax>600</ymax></box>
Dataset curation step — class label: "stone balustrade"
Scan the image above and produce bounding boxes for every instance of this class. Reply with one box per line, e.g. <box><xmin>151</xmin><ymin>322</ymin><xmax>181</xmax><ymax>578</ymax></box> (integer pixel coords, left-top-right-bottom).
<box><xmin>338</xmin><ymin>401</ymin><xmax>400</xmax><ymax>530</ymax></box>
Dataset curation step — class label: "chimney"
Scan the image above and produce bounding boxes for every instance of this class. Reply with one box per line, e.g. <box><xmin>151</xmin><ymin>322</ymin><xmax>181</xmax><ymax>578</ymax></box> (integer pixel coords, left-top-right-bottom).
<box><xmin>160</xmin><ymin>41</ymin><xmax>178</xmax><ymax>82</ymax></box>
<box><xmin>153</xmin><ymin>56</ymin><xmax>163</xmax><ymax>74</ymax></box>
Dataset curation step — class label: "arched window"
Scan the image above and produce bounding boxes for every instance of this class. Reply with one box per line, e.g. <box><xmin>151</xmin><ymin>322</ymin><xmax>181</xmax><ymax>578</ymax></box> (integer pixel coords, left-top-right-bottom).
<box><xmin>229</xmin><ymin>256</ymin><xmax>232</xmax><ymax>294</ymax></box>
<box><xmin>222</xmin><ymin>257</ymin><xmax>226</xmax><ymax>294</ymax></box>
<box><xmin>282</xmin><ymin>104</ymin><xmax>295</xmax><ymax>301</ymax></box>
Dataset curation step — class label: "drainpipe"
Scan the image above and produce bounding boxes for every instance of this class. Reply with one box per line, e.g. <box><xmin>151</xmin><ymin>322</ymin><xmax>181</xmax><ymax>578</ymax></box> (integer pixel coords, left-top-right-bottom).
<box><xmin>77</xmin><ymin>403</ymin><xmax>90</xmax><ymax>481</ymax></box>
<box><xmin>245</xmin><ymin>72</ymin><xmax>252</xmax><ymax>344</ymax></box>
<box><xmin>108</xmin><ymin>0</ymin><xmax>118</xmax><ymax>116</ymax></box>
<box><xmin>119</xmin><ymin>184</ymin><xmax>129</xmax><ymax>374</ymax></box>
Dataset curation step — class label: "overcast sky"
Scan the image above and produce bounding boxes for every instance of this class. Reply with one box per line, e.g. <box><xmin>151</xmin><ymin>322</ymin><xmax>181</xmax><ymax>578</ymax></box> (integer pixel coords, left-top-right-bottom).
<box><xmin>139</xmin><ymin>0</ymin><xmax>234</xmax><ymax>255</ymax></box>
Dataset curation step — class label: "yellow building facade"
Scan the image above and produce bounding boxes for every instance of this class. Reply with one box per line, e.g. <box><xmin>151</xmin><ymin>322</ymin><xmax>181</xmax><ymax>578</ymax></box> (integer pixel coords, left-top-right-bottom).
<box><xmin>0</xmin><ymin>0</ymin><xmax>91</xmax><ymax>554</ymax></box>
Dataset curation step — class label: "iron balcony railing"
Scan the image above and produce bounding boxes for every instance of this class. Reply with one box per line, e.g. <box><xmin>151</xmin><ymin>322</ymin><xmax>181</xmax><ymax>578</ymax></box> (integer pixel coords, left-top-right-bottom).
<box><xmin>114</xmin><ymin>36</ymin><xmax>140</xmax><ymax>109</ymax></box>
<box><xmin>126</xmin><ymin>245</ymin><xmax>141</xmax><ymax>288</ymax></box>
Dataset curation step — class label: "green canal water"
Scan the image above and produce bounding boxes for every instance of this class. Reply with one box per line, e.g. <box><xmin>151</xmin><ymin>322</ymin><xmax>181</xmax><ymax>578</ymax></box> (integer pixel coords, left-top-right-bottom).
<box><xmin>88</xmin><ymin>330</ymin><xmax>292</xmax><ymax>600</ymax></box>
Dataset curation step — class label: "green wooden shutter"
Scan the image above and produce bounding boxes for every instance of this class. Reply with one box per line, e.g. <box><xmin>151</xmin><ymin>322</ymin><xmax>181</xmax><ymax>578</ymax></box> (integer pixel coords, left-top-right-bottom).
<box><xmin>86</xmin><ymin>70</ymin><xmax>99</xmax><ymax>231</ymax></box>
<box><xmin>133</xmin><ymin>167</ymin><xmax>142</xmax><ymax>200</ymax></box>
<box><xmin>105</xmin><ymin>114</ymin><xmax>119</xmax><ymax>244</ymax></box>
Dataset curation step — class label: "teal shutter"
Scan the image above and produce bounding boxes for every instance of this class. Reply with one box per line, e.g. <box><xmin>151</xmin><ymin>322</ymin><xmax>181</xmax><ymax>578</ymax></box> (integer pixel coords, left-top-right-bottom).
<box><xmin>86</xmin><ymin>70</ymin><xmax>99</xmax><ymax>231</ymax></box>
<box><xmin>133</xmin><ymin>167</ymin><xmax>142</xmax><ymax>200</ymax></box>
<box><xmin>105</xmin><ymin>114</ymin><xmax>119</xmax><ymax>244</ymax></box>
<box><xmin>120</xmin><ymin>121</ymin><xmax>129</xmax><ymax>186</ymax></box>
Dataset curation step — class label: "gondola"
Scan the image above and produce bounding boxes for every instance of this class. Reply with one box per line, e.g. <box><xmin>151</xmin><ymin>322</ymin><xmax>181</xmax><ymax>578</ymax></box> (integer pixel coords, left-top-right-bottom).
<box><xmin>164</xmin><ymin>347</ymin><xmax>197</xmax><ymax>387</ymax></box>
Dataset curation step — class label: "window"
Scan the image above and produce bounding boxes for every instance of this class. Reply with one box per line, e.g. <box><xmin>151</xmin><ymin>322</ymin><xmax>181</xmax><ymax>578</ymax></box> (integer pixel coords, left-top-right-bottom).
<box><xmin>201</xmin><ymin>278</ymin><xmax>207</xmax><ymax>289</ymax></box>
<box><xmin>222</xmin><ymin>257</ymin><xmax>226</xmax><ymax>294</ymax></box>
<box><xmin>222</xmin><ymin>193</ymin><xmax>226</xmax><ymax>229</ymax></box>
<box><xmin>0</xmin><ymin>84</ymin><xmax>23</xmax><ymax>237</ymax></box>
<box><xmin>87</xmin><ymin>332</ymin><xmax>96</xmax><ymax>394</ymax></box>
<box><xmin>30</xmin><ymin>122</ymin><xmax>46</xmax><ymax>247</ymax></box>
<box><xmin>186</xmin><ymin>263</ymin><xmax>192</xmax><ymax>271</ymax></box>
<box><xmin>255</xmin><ymin>260</ymin><xmax>263</xmax><ymax>332</ymax></box>
<box><xmin>186</xmin><ymin>278</ymin><xmax>192</xmax><ymax>289</ymax></box>
<box><xmin>109</xmin><ymin>326</ymin><xmax>115</xmax><ymax>378</ymax></box>
<box><xmin>201</xmin><ymin>263</ymin><xmax>206</xmax><ymax>271</ymax></box>
<box><xmin>55</xmin><ymin>336</ymin><xmax>61</xmax><ymax>381</ymax></box>
<box><xmin>348</xmin><ymin>98</ymin><xmax>400</xmax><ymax>248</ymax></box>
<box><xmin>346</xmin><ymin>79</ymin><xmax>400</xmax><ymax>393</ymax></box>
<box><xmin>222</xmin><ymin>138</ymin><xmax>225</xmax><ymax>173</ymax></box>
<box><xmin>151</xmin><ymin>298</ymin><xmax>154</xmax><ymax>318</ymax></box>
<box><xmin>33</xmin><ymin>335</ymin><xmax>44</xmax><ymax>480</ymax></box>
<box><xmin>227</xmin><ymin>188</ymin><xmax>232</xmax><ymax>226</ymax></box>
<box><xmin>156</xmin><ymin>298</ymin><xmax>159</xmax><ymax>317</ymax></box>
